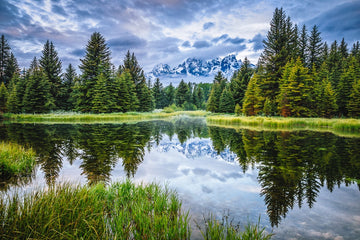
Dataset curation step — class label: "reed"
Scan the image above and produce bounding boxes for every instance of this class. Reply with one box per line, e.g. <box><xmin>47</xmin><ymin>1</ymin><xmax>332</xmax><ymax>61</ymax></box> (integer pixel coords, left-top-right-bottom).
<box><xmin>206</xmin><ymin>115</ymin><xmax>360</xmax><ymax>135</ymax></box>
<box><xmin>0</xmin><ymin>142</ymin><xmax>36</xmax><ymax>179</ymax></box>
<box><xmin>4</xmin><ymin>111</ymin><xmax>208</xmax><ymax>123</ymax></box>
<box><xmin>0</xmin><ymin>181</ymin><xmax>191</xmax><ymax>240</ymax></box>
<box><xmin>196</xmin><ymin>214</ymin><xmax>273</xmax><ymax>240</ymax></box>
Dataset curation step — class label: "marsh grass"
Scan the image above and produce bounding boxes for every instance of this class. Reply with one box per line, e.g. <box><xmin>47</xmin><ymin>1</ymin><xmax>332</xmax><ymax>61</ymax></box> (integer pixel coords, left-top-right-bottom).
<box><xmin>196</xmin><ymin>214</ymin><xmax>273</xmax><ymax>240</ymax></box>
<box><xmin>0</xmin><ymin>180</ymin><xmax>191</xmax><ymax>240</ymax></box>
<box><xmin>3</xmin><ymin>111</ymin><xmax>208</xmax><ymax>124</ymax></box>
<box><xmin>0</xmin><ymin>142</ymin><xmax>36</xmax><ymax>180</ymax></box>
<box><xmin>207</xmin><ymin>115</ymin><xmax>360</xmax><ymax>136</ymax></box>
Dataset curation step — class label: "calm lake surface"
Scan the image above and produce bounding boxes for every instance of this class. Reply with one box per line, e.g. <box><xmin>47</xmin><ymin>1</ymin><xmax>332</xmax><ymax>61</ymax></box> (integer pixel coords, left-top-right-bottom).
<box><xmin>1</xmin><ymin>117</ymin><xmax>360</xmax><ymax>239</ymax></box>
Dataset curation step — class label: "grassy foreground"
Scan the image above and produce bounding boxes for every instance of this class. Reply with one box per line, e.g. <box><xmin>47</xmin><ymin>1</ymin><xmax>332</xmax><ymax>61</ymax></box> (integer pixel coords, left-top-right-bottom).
<box><xmin>3</xmin><ymin>111</ymin><xmax>208</xmax><ymax>123</ymax></box>
<box><xmin>0</xmin><ymin>181</ymin><xmax>273</xmax><ymax>240</ymax></box>
<box><xmin>207</xmin><ymin>115</ymin><xmax>360</xmax><ymax>135</ymax></box>
<box><xmin>0</xmin><ymin>142</ymin><xmax>36</xmax><ymax>179</ymax></box>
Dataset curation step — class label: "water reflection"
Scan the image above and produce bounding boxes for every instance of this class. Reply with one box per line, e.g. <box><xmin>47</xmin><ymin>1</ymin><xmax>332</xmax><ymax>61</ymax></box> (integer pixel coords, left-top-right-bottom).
<box><xmin>1</xmin><ymin>119</ymin><xmax>360</xmax><ymax>227</ymax></box>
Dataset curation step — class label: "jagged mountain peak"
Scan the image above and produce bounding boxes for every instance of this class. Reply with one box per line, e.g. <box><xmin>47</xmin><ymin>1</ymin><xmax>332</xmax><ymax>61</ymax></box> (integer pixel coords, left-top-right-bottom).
<box><xmin>147</xmin><ymin>54</ymin><xmax>244</xmax><ymax>85</ymax></box>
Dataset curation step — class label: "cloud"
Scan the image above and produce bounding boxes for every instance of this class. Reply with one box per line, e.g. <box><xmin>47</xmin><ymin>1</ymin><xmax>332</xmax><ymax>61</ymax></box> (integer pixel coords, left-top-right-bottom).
<box><xmin>108</xmin><ymin>35</ymin><xmax>147</xmax><ymax>50</ymax></box>
<box><xmin>203</xmin><ymin>22</ymin><xmax>215</xmax><ymax>30</ymax></box>
<box><xmin>212</xmin><ymin>34</ymin><xmax>229</xmax><ymax>43</ymax></box>
<box><xmin>250</xmin><ymin>33</ymin><xmax>264</xmax><ymax>51</ymax></box>
<box><xmin>225</xmin><ymin>37</ymin><xmax>246</xmax><ymax>45</ymax></box>
<box><xmin>71</xmin><ymin>49</ymin><xmax>85</xmax><ymax>57</ymax></box>
<box><xmin>182</xmin><ymin>41</ymin><xmax>191</xmax><ymax>48</ymax></box>
<box><xmin>193</xmin><ymin>40</ymin><xmax>212</xmax><ymax>49</ymax></box>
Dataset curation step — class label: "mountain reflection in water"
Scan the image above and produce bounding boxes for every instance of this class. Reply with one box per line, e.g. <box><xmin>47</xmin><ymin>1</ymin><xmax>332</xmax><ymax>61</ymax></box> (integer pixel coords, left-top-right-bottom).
<box><xmin>1</xmin><ymin>117</ymin><xmax>360</xmax><ymax>232</ymax></box>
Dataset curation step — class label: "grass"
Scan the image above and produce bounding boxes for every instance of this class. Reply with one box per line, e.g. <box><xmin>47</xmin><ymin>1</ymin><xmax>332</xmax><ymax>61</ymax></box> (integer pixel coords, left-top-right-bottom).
<box><xmin>0</xmin><ymin>181</ymin><xmax>273</xmax><ymax>240</ymax></box>
<box><xmin>3</xmin><ymin>110</ymin><xmax>208</xmax><ymax>124</ymax></box>
<box><xmin>197</xmin><ymin>214</ymin><xmax>273</xmax><ymax>240</ymax></box>
<box><xmin>206</xmin><ymin>115</ymin><xmax>360</xmax><ymax>136</ymax></box>
<box><xmin>0</xmin><ymin>142</ymin><xmax>36</xmax><ymax>180</ymax></box>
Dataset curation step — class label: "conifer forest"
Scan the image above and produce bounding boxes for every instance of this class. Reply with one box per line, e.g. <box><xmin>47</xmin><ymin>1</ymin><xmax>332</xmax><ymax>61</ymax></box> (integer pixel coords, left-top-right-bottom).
<box><xmin>0</xmin><ymin>8</ymin><xmax>359</xmax><ymax>118</ymax></box>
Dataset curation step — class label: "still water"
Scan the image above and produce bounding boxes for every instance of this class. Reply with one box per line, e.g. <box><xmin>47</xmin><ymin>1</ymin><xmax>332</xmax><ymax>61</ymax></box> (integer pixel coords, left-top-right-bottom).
<box><xmin>1</xmin><ymin>117</ymin><xmax>360</xmax><ymax>239</ymax></box>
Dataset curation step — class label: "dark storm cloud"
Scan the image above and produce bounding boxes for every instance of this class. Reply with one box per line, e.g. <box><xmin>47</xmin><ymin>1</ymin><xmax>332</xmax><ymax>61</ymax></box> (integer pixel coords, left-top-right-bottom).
<box><xmin>250</xmin><ymin>33</ymin><xmax>264</xmax><ymax>51</ymax></box>
<box><xmin>108</xmin><ymin>35</ymin><xmax>147</xmax><ymax>50</ymax></box>
<box><xmin>193</xmin><ymin>40</ymin><xmax>212</xmax><ymax>48</ymax></box>
<box><xmin>212</xmin><ymin>34</ymin><xmax>229</xmax><ymax>43</ymax></box>
<box><xmin>225</xmin><ymin>37</ymin><xmax>245</xmax><ymax>45</ymax></box>
<box><xmin>182</xmin><ymin>41</ymin><xmax>191</xmax><ymax>47</ymax></box>
<box><xmin>305</xmin><ymin>1</ymin><xmax>360</xmax><ymax>42</ymax></box>
<box><xmin>203</xmin><ymin>22</ymin><xmax>215</xmax><ymax>30</ymax></box>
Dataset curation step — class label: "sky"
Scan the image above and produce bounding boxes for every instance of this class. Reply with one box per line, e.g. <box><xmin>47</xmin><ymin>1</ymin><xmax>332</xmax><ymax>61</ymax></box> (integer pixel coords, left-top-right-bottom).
<box><xmin>1</xmin><ymin>0</ymin><xmax>359</xmax><ymax>73</ymax></box>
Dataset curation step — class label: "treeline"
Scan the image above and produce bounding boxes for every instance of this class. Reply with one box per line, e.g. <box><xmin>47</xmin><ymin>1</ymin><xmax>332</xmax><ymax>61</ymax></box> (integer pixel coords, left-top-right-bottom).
<box><xmin>207</xmin><ymin>8</ymin><xmax>360</xmax><ymax>118</ymax></box>
<box><xmin>0</xmin><ymin>33</ymin><xmax>210</xmax><ymax>114</ymax></box>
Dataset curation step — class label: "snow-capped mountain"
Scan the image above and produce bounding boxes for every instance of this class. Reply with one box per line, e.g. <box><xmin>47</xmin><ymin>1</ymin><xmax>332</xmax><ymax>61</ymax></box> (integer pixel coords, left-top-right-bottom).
<box><xmin>147</xmin><ymin>54</ymin><xmax>244</xmax><ymax>85</ymax></box>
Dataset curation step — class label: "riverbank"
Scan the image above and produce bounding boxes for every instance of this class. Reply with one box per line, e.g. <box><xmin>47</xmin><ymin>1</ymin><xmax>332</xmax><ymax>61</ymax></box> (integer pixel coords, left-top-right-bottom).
<box><xmin>0</xmin><ymin>142</ymin><xmax>36</xmax><ymax>179</ymax></box>
<box><xmin>206</xmin><ymin>115</ymin><xmax>360</xmax><ymax>135</ymax></box>
<box><xmin>0</xmin><ymin>181</ymin><xmax>272</xmax><ymax>240</ymax></box>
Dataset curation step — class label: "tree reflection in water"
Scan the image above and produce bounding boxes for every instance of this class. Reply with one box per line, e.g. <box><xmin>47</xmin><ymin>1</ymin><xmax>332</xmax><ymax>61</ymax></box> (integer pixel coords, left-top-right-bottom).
<box><xmin>1</xmin><ymin>119</ymin><xmax>359</xmax><ymax>226</ymax></box>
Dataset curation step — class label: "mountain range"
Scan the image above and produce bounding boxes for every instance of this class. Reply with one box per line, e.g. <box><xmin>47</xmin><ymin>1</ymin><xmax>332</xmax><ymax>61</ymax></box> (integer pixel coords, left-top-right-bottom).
<box><xmin>146</xmin><ymin>54</ymin><xmax>246</xmax><ymax>85</ymax></box>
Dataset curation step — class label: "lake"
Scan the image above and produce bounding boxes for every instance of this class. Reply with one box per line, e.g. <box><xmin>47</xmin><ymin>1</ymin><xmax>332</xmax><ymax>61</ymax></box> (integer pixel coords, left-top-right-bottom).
<box><xmin>1</xmin><ymin>117</ymin><xmax>360</xmax><ymax>239</ymax></box>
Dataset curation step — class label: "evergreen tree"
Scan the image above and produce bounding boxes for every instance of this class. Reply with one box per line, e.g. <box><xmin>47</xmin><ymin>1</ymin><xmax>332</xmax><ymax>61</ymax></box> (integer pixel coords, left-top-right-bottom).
<box><xmin>23</xmin><ymin>59</ymin><xmax>54</xmax><ymax>113</ymax></box>
<box><xmin>299</xmin><ymin>25</ymin><xmax>308</xmax><ymax>64</ymax></box>
<box><xmin>339</xmin><ymin>38</ymin><xmax>348</xmax><ymax>60</ymax></box>
<box><xmin>61</xmin><ymin>64</ymin><xmax>77</xmax><ymax>111</ymax></box>
<box><xmin>91</xmin><ymin>73</ymin><xmax>116</xmax><ymax>113</ymax></box>
<box><xmin>116</xmin><ymin>70</ymin><xmax>139</xmax><ymax>112</ymax></box>
<box><xmin>0</xmin><ymin>35</ymin><xmax>11</xmax><ymax>85</ymax></box>
<box><xmin>338</xmin><ymin>57</ymin><xmax>360</xmax><ymax>116</ymax></box>
<box><xmin>136</xmin><ymin>77</ymin><xmax>153</xmax><ymax>112</ymax></box>
<box><xmin>259</xmin><ymin>8</ymin><xmax>291</xmax><ymax>102</ymax></box>
<box><xmin>40</xmin><ymin>40</ymin><xmax>62</xmax><ymax>109</ymax></box>
<box><xmin>327</xmin><ymin>40</ymin><xmax>342</xmax><ymax>88</ymax></box>
<box><xmin>175</xmin><ymin>79</ymin><xmax>190</xmax><ymax>107</ymax></box>
<box><xmin>0</xmin><ymin>82</ymin><xmax>8</xmax><ymax>112</ymax></box>
<box><xmin>4</xmin><ymin>53</ymin><xmax>19</xmax><ymax>86</ymax></box>
<box><xmin>307</xmin><ymin>25</ymin><xmax>323</xmax><ymax>70</ymax></box>
<box><xmin>243</xmin><ymin>73</ymin><xmax>263</xmax><ymax>116</ymax></box>
<box><xmin>152</xmin><ymin>78</ymin><xmax>166</xmax><ymax>108</ymax></box>
<box><xmin>219</xmin><ymin>86</ymin><xmax>235</xmax><ymax>113</ymax></box>
<box><xmin>77</xmin><ymin>32</ymin><xmax>111</xmax><ymax>112</ymax></box>
<box><xmin>348</xmin><ymin>78</ymin><xmax>360</xmax><ymax>118</ymax></box>
<box><xmin>206</xmin><ymin>72</ymin><xmax>226</xmax><ymax>112</ymax></box>
<box><xmin>277</xmin><ymin>58</ymin><xmax>313</xmax><ymax>117</ymax></box>
<box><xmin>119</xmin><ymin>51</ymin><xmax>143</xmax><ymax>86</ymax></box>
<box><xmin>6</xmin><ymin>82</ymin><xmax>20</xmax><ymax>113</ymax></box>
<box><xmin>165</xmin><ymin>83</ymin><xmax>175</xmax><ymax>106</ymax></box>
<box><xmin>230</xmin><ymin>57</ymin><xmax>254</xmax><ymax>107</ymax></box>
<box><xmin>193</xmin><ymin>84</ymin><xmax>204</xmax><ymax>109</ymax></box>
<box><xmin>320</xmin><ymin>80</ymin><xmax>338</xmax><ymax>118</ymax></box>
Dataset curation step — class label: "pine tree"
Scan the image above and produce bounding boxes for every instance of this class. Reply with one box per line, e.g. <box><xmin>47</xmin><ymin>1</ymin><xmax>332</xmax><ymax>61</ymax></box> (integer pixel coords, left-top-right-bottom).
<box><xmin>0</xmin><ymin>35</ymin><xmax>11</xmax><ymax>85</ymax></box>
<box><xmin>0</xmin><ymin>82</ymin><xmax>8</xmax><ymax>112</ymax></box>
<box><xmin>277</xmin><ymin>58</ymin><xmax>313</xmax><ymax>117</ymax></box>
<box><xmin>116</xmin><ymin>70</ymin><xmax>139</xmax><ymax>112</ymax></box>
<box><xmin>176</xmin><ymin>79</ymin><xmax>190</xmax><ymax>107</ymax></box>
<box><xmin>152</xmin><ymin>78</ymin><xmax>165</xmax><ymax>109</ymax></box>
<box><xmin>348</xmin><ymin>78</ymin><xmax>360</xmax><ymax>118</ymax></box>
<box><xmin>307</xmin><ymin>25</ymin><xmax>323</xmax><ymax>70</ymax></box>
<box><xmin>23</xmin><ymin>59</ymin><xmax>54</xmax><ymax>113</ymax></box>
<box><xmin>327</xmin><ymin>40</ymin><xmax>342</xmax><ymax>88</ymax></box>
<box><xmin>136</xmin><ymin>77</ymin><xmax>153</xmax><ymax>112</ymax></box>
<box><xmin>91</xmin><ymin>73</ymin><xmax>115</xmax><ymax>113</ymax></box>
<box><xmin>206</xmin><ymin>72</ymin><xmax>226</xmax><ymax>112</ymax></box>
<box><xmin>193</xmin><ymin>84</ymin><xmax>204</xmax><ymax>109</ymax></box>
<box><xmin>6</xmin><ymin>82</ymin><xmax>20</xmax><ymax>113</ymax></box>
<box><xmin>339</xmin><ymin>38</ymin><xmax>348</xmax><ymax>60</ymax></box>
<box><xmin>61</xmin><ymin>64</ymin><xmax>77</xmax><ymax>111</ymax></box>
<box><xmin>299</xmin><ymin>25</ymin><xmax>308</xmax><ymax>64</ymax></box>
<box><xmin>165</xmin><ymin>83</ymin><xmax>175</xmax><ymax>106</ymax></box>
<box><xmin>229</xmin><ymin>57</ymin><xmax>254</xmax><ymax>107</ymax></box>
<box><xmin>219</xmin><ymin>86</ymin><xmax>235</xmax><ymax>113</ymax></box>
<box><xmin>260</xmin><ymin>8</ymin><xmax>291</xmax><ymax>102</ymax></box>
<box><xmin>119</xmin><ymin>51</ymin><xmax>143</xmax><ymax>86</ymax></box>
<box><xmin>77</xmin><ymin>32</ymin><xmax>111</xmax><ymax>112</ymax></box>
<box><xmin>40</xmin><ymin>40</ymin><xmax>62</xmax><ymax>109</ymax></box>
<box><xmin>338</xmin><ymin>56</ymin><xmax>360</xmax><ymax>116</ymax></box>
<box><xmin>320</xmin><ymin>80</ymin><xmax>337</xmax><ymax>118</ymax></box>
<box><xmin>242</xmin><ymin>73</ymin><xmax>263</xmax><ymax>116</ymax></box>
<box><xmin>4</xmin><ymin>53</ymin><xmax>19</xmax><ymax>86</ymax></box>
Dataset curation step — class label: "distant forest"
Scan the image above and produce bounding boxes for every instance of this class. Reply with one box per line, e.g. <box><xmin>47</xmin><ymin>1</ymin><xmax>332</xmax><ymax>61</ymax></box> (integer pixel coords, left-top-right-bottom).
<box><xmin>0</xmin><ymin>7</ymin><xmax>359</xmax><ymax>117</ymax></box>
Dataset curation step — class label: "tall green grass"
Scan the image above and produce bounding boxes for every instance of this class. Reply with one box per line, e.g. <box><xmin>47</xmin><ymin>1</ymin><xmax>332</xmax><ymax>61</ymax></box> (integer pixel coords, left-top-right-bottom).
<box><xmin>0</xmin><ymin>181</ymin><xmax>273</xmax><ymax>239</ymax></box>
<box><xmin>196</xmin><ymin>214</ymin><xmax>273</xmax><ymax>240</ymax></box>
<box><xmin>207</xmin><ymin>115</ymin><xmax>360</xmax><ymax>136</ymax></box>
<box><xmin>0</xmin><ymin>142</ymin><xmax>36</xmax><ymax>179</ymax></box>
<box><xmin>4</xmin><ymin>111</ymin><xmax>208</xmax><ymax>124</ymax></box>
<box><xmin>0</xmin><ymin>181</ymin><xmax>191</xmax><ymax>239</ymax></box>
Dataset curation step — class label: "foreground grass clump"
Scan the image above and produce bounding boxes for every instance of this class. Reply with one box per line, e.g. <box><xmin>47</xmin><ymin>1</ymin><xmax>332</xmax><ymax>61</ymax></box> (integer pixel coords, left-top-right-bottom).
<box><xmin>197</xmin><ymin>214</ymin><xmax>273</xmax><ymax>240</ymax></box>
<box><xmin>3</xmin><ymin>110</ymin><xmax>208</xmax><ymax>123</ymax></box>
<box><xmin>207</xmin><ymin>115</ymin><xmax>360</xmax><ymax>135</ymax></box>
<box><xmin>0</xmin><ymin>181</ymin><xmax>191</xmax><ymax>240</ymax></box>
<box><xmin>0</xmin><ymin>142</ymin><xmax>36</xmax><ymax>179</ymax></box>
